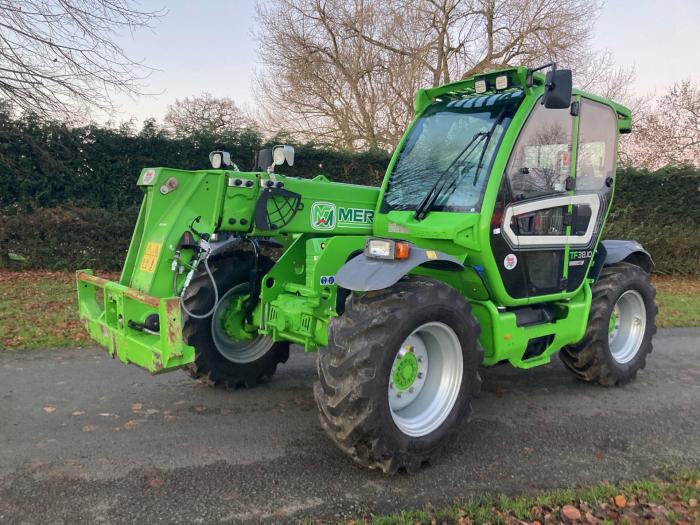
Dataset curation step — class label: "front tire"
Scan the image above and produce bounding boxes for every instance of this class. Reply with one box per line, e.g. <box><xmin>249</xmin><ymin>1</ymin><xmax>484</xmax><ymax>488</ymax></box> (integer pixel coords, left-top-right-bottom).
<box><xmin>560</xmin><ymin>263</ymin><xmax>657</xmax><ymax>386</ymax></box>
<box><xmin>182</xmin><ymin>252</ymin><xmax>289</xmax><ymax>389</ymax></box>
<box><xmin>314</xmin><ymin>277</ymin><xmax>482</xmax><ymax>473</ymax></box>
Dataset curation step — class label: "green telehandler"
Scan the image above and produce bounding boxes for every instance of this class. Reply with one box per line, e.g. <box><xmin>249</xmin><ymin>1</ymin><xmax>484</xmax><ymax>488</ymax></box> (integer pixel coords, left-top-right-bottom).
<box><xmin>77</xmin><ymin>64</ymin><xmax>657</xmax><ymax>473</ymax></box>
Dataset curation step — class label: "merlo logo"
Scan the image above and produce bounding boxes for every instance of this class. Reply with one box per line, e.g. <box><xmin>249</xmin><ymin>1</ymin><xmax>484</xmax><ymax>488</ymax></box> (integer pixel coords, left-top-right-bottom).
<box><xmin>311</xmin><ymin>202</ymin><xmax>336</xmax><ymax>230</ymax></box>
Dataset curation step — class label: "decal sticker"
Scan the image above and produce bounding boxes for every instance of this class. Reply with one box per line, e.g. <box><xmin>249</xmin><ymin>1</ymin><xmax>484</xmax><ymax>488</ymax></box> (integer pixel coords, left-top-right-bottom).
<box><xmin>319</xmin><ymin>275</ymin><xmax>335</xmax><ymax>286</ymax></box>
<box><xmin>139</xmin><ymin>242</ymin><xmax>162</xmax><ymax>272</ymax></box>
<box><xmin>141</xmin><ymin>169</ymin><xmax>156</xmax><ymax>185</ymax></box>
<box><xmin>388</xmin><ymin>222</ymin><xmax>409</xmax><ymax>234</ymax></box>
<box><xmin>503</xmin><ymin>253</ymin><xmax>518</xmax><ymax>270</ymax></box>
<box><xmin>311</xmin><ymin>202</ymin><xmax>374</xmax><ymax>231</ymax></box>
<box><xmin>426</xmin><ymin>250</ymin><xmax>438</xmax><ymax>260</ymax></box>
<box><xmin>569</xmin><ymin>250</ymin><xmax>592</xmax><ymax>267</ymax></box>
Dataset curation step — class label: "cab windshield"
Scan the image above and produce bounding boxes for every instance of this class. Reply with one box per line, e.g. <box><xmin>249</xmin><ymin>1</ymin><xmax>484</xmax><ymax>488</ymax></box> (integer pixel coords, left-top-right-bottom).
<box><xmin>381</xmin><ymin>91</ymin><xmax>523</xmax><ymax>213</ymax></box>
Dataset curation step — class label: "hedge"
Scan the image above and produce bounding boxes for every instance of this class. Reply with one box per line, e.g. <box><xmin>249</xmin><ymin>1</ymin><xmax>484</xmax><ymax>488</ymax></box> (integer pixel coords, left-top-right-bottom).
<box><xmin>1</xmin><ymin>166</ymin><xmax>697</xmax><ymax>275</ymax></box>
<box><xmin>0</xmin><ymin>111</ymin><xmax>388</xmax><ymax>211</ymax></box>
<box><xmin>0</xmin><ymin>110</ymin><xmax>697</xmax><ymax>274</ymax></box>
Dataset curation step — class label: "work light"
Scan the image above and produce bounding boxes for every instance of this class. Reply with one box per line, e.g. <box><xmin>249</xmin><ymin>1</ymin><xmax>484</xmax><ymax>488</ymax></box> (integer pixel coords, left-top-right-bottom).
<box><xmin>209</xmin><ymin>150</ymin><xmax>232</xmax><ymax>169</ymax></box>
<box><xmin>495</xmin><ymin>75</ymin><xmax>508</xmax><ymax>90</ymax></box>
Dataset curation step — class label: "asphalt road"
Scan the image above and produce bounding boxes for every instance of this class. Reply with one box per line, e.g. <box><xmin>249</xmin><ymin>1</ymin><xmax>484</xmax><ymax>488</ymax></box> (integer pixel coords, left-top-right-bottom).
<box><xmin>1</xmin><ymin>329</ymin><xmax>699</xmax><ymax>524</ymax></box>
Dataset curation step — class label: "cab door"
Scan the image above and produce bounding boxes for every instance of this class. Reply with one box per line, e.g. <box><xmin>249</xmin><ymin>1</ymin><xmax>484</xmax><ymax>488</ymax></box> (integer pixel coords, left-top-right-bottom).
<box><xmin>490</xmin><ymin>98</ymin><xmax>577</xmax><ymax>299</ymax></box>
<box><xmin>564</xmin><ymin>97</ymin><xmax>619</xmax><ymax>291</ymax></box>
<box><xmin>490</xmin><ymin>96</ymin><xmax>618</xmax><ymax>300</ymax></box>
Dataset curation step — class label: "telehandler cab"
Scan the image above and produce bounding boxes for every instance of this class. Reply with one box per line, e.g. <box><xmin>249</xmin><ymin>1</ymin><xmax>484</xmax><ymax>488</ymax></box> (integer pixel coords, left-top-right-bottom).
<box><xmin>77</xmin><ymin>64</ymin><xmax>657</xmax><ymax>473</ymax></box>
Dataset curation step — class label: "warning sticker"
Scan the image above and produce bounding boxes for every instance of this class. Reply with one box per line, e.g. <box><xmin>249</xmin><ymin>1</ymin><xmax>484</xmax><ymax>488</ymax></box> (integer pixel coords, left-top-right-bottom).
<box><xmin>139</xmin><ymin>242</ymin><xmax>162</xmax><ymax>272</ymax></box>
<box><xmin>503</xmin><ymin>253</ymin><xmax>518</xmax><ymax>270</ymax></box>
<box><xmin>141</xmin><ymin>169</ymin><xmax>156</xmax><ymax>185</ymax></box>
<box><xmin>426</xmin><ymin>250</ymin><xmax>438</xmax><ymax>260</ymax></box>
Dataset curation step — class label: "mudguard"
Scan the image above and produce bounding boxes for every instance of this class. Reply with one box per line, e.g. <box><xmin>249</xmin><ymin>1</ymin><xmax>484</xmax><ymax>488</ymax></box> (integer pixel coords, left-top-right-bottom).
<box><xmin>590</xmin><ymin>240</ymin><xmax>654</xmax><ymax>279</ymax></box>
<box><xmin>335</xmin><ymin>246</ymin><xmax>463</xmax><ymax>291</ymax></box>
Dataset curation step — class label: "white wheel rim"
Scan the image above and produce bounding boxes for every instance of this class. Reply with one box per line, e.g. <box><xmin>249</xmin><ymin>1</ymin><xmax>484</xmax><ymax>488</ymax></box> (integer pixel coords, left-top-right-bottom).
<box><xmin>388</xmin><ymin>322</ymin><xmax>463</xmax><ymax>438</ymax></box>
<box><xmin>211</xmin><ymin>284</ymin><xmax>274</xmax><ymax>364</ymax></box>
<box><xmin>608</xmin><ymin>290</ymin><xmax>646</xmax><ymax>364</ymax></box>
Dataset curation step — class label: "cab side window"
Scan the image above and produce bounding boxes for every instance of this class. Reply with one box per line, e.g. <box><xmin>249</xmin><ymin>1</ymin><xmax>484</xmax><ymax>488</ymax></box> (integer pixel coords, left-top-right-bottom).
<box><xmin>576</xmin><ymin>99</ymin><xmax>617</xmax><ymax>191</ymax></box>
<box><xmin>506</xmin><ymin>102</ymin><xmax>572</xmax><ymax>201</ymax></box>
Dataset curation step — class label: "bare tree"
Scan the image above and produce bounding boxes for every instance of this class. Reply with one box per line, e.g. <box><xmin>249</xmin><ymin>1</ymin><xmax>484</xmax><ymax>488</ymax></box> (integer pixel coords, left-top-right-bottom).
<box><xmin>0</xmin><ymin>0</ymin><xmax>162</xmax><ymax>118</ymax></box>
<box><xmin>255</xmin><ymin>0</ymin><xmax>623</xmax><ymax>150</ymax></box>
<box><xmin>620</xmin><ymin>80</ymin><xmax>700</xmax><ymax>169</ymax></box>
<box><xmin>164</xmin><ymin>93</ymin><xmax>250</xmax><ymax>138</ymax></box>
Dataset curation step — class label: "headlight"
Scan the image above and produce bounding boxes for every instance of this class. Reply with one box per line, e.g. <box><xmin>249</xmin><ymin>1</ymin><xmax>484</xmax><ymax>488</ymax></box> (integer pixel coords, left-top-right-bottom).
<box><xmin>365</xmin><ymin>238</ymin><xmax>410</xmax><ymax>260</ymax></box>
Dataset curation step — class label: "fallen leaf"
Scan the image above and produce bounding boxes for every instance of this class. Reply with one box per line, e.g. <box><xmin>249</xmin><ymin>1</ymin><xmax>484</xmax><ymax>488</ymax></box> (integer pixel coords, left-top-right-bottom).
<box><xmin>123</xmin><ymin>420</ymin><xmax>140</xmax><ymax>429</ymax></box>
<box><xmin>164</xmin><ymin>415</ymin><xmax>177</xmax><ymax>422</ymax></box>
<box><xmin>193</xmin><ymin>405</ymin><xmax>206</xmax><ymax>413</ymax></box>
<box><xmin>43</xmin><ymin>406</ymin><xmax>56</xmax><ymax>413</ymax></box>
<box><xmin>147</xmin><ymin>476</ymin><xmax>164</xmax><ymax>488</ymax></box>
<box><xmin>595</xmin><ymin>451</ymin><xmax>605</xmax><ymax>460</ymax></box>
<box><xmin>175</xmin><ymin>400</ymin><xmax>186</xmax><ymax>405</ymax></box>
<box><xmin>561</xmin><ymin>505</ymin><xmax>581</xmax><ymax>522</ymax></box>
<box><xmin>614</xmin><ymin>495</ymin><xmax>626</xmax><ymax>508</ymax></box>
<box><xmin>82</xmin><ymin>424</ymin><xmax>98</xmax><ymax>432</ymax></box>
<box><xmin>98</xmin><ymin>413</ymin><xmax>115</xmax><ymax>417</ymax></box>
<box><xmin>131</xmin><ymin>403</ymin><xmax>143</xmax><ymax>411</ymax></box>
<box><xmin>145</xmin><ymin>409</ymin><xmax>160</xmax><ymax>415</ymax></box>
<box><xmin>143</xmin><ymin>469</ymin><xmax>164</xmax><ymax>488</ymax></box>
<box><xmin>689</xmin><ymin>498</ymin><xmax>697</xmax><ymax>508</ymax></box>
<box><xmin>71</xmin><ymin>411</ymin><xmax>85</xmax><ymax>416</ymax></box>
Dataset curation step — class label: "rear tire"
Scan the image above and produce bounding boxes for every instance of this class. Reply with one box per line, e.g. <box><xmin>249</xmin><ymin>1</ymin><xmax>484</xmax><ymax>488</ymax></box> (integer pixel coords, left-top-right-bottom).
<box><xmin>182</xmin><ymin>252</ymin><xmax>289</xmax><ymax>389</ymax></box>
<box><xmin>314</xmin><ymin>276</ymin><xmax>482</xmax><ymax>473</ymax></box>
<box><xmin>560</xmin><ymin>263</ymin><xmax>657</xmax><ymax>386</ymax></box>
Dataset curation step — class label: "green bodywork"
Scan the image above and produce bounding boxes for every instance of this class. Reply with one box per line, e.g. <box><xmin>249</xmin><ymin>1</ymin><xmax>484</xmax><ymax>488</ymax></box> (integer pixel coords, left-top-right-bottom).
<box><xmin>77</xmin><ymin>66</ymin><xmax>631</xmax><ymax>373</ymax></box>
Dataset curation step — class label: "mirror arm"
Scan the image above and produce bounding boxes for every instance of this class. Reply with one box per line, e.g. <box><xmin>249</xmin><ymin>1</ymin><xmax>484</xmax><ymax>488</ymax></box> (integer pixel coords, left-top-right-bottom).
<box><xmin>527</xmin><ymin>62</ymin><xmax>555</xmax><ymax>86</ymax></box>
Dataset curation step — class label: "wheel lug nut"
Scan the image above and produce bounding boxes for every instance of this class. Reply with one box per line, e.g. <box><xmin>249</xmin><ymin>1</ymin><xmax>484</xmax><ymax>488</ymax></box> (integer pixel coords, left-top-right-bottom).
<box><xmin>409</xmin><ymin>387</ymin><xmax>415</xmax><ymax>393</ymax></box>
<box><xmin>397</xmin><ymin>393</ymin><xmax>402</xmax><ymax>398</ymax></box>
<box><xmin>417</xmin><ymin>372</ymin><xmax>424</xmax><ymax>379</ymax></box>
<box><xmin>389</xmin><ymin>382</ymin><xmax>394</xmax><ymax>389</ymax></box>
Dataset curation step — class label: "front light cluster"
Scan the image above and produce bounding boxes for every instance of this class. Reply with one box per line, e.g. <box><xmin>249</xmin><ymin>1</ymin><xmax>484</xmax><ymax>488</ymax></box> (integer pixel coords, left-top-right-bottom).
<box><xmin>365</xmin><ymin>238</ymin><xmax>411</xmax><ymax>260</ymax></box>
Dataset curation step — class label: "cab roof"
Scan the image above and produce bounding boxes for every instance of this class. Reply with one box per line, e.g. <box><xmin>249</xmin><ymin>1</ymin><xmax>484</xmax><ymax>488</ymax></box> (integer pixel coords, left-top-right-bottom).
<box><xmin>414</xmin><ymin>66</ymin><xmax>632</xmax><ymax>133</ymax></box>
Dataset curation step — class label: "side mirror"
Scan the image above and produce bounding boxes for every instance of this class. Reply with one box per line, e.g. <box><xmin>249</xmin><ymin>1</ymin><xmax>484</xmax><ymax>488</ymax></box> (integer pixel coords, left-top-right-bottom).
<box><xmin>543</xmin><ymin>68</ymin><xmax>572</xmax><ymax>109</ymax></box>
<box><xmin>273</xmin><ymin>145</ymin><xmax>295</xmax><ymax>166</ymax></box>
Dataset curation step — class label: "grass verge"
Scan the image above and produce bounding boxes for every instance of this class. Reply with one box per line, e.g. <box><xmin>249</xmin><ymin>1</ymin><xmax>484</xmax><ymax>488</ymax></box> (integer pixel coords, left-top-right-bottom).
<box><xmin>324</xmin><ymin>470</ymin><xmax>699</xmax><ymax>525</ymax></box>
<box><xmin>0</xmin><ymin>270</ymin><xmax>118</xmax><ymax>350</ymax></box>
<box><xmin>0</xmin><ymin>271</ymin><xmax>698</xmax><ymax>350</ymax></box>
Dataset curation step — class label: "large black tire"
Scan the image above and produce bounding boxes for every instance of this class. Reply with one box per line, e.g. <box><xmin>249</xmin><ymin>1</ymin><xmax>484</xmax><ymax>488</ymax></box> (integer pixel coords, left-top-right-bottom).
<box><xmin>182</xmin><ymin>251</ymin><xmax>289</xmax><ymax>388</ymax></box>
<box><xmin>314</xmin><ymin>276</ymin><xmax>482</xmax><ymax>473</ymax></box>
<box><xmin>560</xmin><ymin>263</ymin><xmax>657</xmax><ymax>386</ymax></box>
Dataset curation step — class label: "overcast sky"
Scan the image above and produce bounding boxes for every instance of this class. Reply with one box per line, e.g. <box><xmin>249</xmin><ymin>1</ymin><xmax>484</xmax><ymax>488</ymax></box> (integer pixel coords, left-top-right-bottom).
<box><xmin>107</xmin><ymin>0</ymin><xmax>700</xmax><ymax>125</ymax></box>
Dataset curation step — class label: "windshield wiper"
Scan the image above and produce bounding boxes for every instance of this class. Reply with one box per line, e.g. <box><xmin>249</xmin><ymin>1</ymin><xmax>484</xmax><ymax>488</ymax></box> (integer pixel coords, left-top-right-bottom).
<box><xmin>413</xmin><ymin>131</ymin><xmax>489</xmax><ymax>220</ymax></box>
<box><xmin>417</xmin><ymin>107</ymin><xmax>509</xmax><ymax>219</ymax></box>
<box><xmin>443</xmin><ymin>106</ymin><xmax>509</xmax><ymax>199</ymax></box>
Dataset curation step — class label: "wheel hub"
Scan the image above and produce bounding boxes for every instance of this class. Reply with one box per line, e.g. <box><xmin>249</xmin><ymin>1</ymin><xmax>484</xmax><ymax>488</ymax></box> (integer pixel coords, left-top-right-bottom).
<box><xmin>222</xmin><ymin>294</ymin><xmax>255</xmax><ymax>341</ymax></box>
<box><xmin>392</xmin><ymin>347</ymin><xmax>419</xmax><ymax>391</ymax></box>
